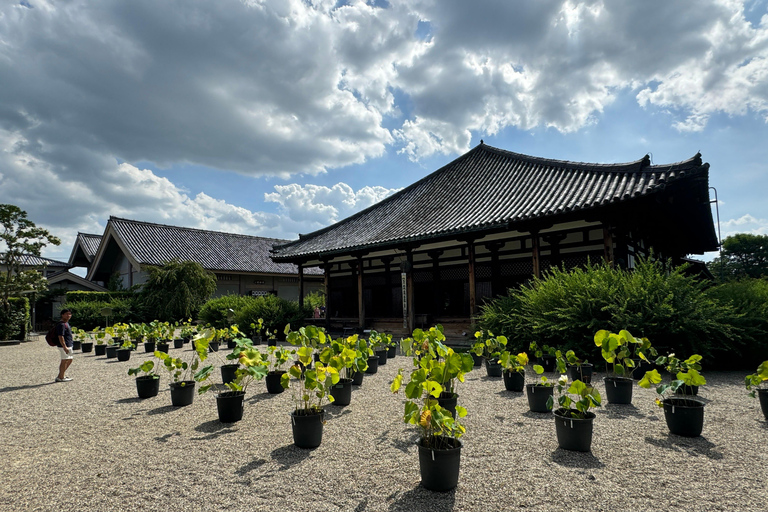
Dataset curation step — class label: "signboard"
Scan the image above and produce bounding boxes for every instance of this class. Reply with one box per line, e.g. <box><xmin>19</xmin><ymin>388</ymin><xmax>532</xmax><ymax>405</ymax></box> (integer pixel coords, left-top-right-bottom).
<box><xmin>401</xmin><ymin>272</ymin><xmax>407</xmax><ymax>329</ymax></box>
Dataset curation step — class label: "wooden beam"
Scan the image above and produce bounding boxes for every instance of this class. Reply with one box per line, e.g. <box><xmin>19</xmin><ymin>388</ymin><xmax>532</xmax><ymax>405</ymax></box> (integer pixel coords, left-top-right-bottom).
<box><xmin>467</xmin><ymin>240</ymin><xmax>476</xmax><ymax>316</ymax></box>
<box><xmin>357</xmin><ymin>255</ymin><xmax>365</xmax><ymax>328</ymax></box>
<box><xmin>531</xmin><ymin>230</ymin><xmax>540</xmax><ymax>278</ymax></box>
<box><xmin>297</xmin><ymin>264</ymin><xmax>304</xmax><ymax>310</ymax></box>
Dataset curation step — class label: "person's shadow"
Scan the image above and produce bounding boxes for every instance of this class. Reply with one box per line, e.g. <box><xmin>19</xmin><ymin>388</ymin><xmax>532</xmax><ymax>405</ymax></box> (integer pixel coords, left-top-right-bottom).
<box><xmin>0</xmin><ymin>382</ymin><xmax>55</xmax><ymax>393</ymax></box>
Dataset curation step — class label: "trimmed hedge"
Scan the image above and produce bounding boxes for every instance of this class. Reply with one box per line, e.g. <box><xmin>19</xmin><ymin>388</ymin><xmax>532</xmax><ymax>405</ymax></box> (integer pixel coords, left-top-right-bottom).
<box><xmin>66</xmin><ymin>297</ymin><xmax>146</xmax><ymax>330</ymax></box>
<box><xmin>198</xmin><ymin>295</ymin><xmax>259</xmax><ymax>328</ymax></box>
<box><xmin>0</xmin><ymin>297</ymin><xmax>30</xmax><ymax>340</ymax></box>
<box><xmin>65</xmin><ymin>291</ymin><xmax>135</xmax><ymax>303</ymax></box>
<box><xmin>479</xmin><ymin>259</ymin><xmax>743</xmax><ymax>369</ymax></box>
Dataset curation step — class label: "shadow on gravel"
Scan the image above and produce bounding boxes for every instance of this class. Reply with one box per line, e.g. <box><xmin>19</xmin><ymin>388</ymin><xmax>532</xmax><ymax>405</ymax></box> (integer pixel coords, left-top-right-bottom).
<box><xmin>191</xmin><ymin>420</ymin><xmax>238</xmax><ymax>440</ymax></box>
<box><xmin>388</xmin><ymin>486</ymin><xmax>456</xmax><ymax>512</ymax></box>
<box><xmin>601</xmin><ymin>403</ymin><xmax>646</xmax><ymax>420</ymax></box>
<box><xmin>480</xmin><ymin>376</ymin><xmax>502</xmax><ymax>382</ymax></box>
<box><xmin>247</xmin><ymin>392</ymin><xmax>279</xmax><ymax>403</ymax></box>
<box><xmin>146</xmin><ymin>405</ymin><xmax>177</xmax><ymax>416</ymax></box>
<box><xmin>324</xmin><ymin>407</ymin><xmax>352</xmax><ymax>420</ymax></box>
<box><xmin>522</xmin><ymin>411</ymin><xmax>553</xmax><ymax>420</ymax></box>
<box><xmin>270</xmin><ymin>444</ymin><xmax>312</xmax><ymax>469</ymax></box>
<box><xmin>644</xmin><ymin>434</ymin><xmax>724</xmax><ymax>460</ymax></box>
<box><xmin>496</xmin><ymin>390</ymin><xmax>524</xmax><ymax>399</ymax></box>
<box><xmin>115</xmin><ymin>397</ymin><xmax>144</xmax><ymax>404</ymax></box>
<box><xmin>551</xmin><ymin>449</ymin><xmax>605</xmax><ymax>469</ymax></box>
<box><xmin>387</xmin><ymin>430</ymin><xmax>420</xmax><ymax>454</ymax></box>
<box><xmin>0</xmin><ymin>382</ymin><xmax>56</xmax><ymax>393</ymax></box>
<box><xmin>235</xmin><ymin>458</ymin><xmax>268</xmax><ymax>476</ymax></box>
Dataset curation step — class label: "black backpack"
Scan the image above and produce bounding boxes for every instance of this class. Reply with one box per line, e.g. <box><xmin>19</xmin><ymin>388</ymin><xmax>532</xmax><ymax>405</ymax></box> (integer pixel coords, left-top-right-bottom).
<box><xmin>45</xmin><ymin>323</ymin><xmax>60</xmax><ymax>347</ymax></box>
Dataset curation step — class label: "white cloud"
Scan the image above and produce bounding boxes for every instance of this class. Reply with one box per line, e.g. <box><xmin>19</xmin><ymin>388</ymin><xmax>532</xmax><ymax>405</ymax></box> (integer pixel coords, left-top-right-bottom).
<box><xmin>721</xmin><ymin>213</ymin><xmax>768</xmax><ymax>236</ymax></box>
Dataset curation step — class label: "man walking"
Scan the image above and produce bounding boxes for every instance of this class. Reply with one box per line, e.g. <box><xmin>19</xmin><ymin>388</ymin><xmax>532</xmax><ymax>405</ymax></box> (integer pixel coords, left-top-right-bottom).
<box><xmin>55</xmin><ymin>309</ymin><xmax>74</xmax><ymax>382</ymax></box>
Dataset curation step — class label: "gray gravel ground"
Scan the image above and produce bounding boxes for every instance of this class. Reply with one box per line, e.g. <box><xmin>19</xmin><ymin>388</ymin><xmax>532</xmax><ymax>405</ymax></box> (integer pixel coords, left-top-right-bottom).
<box><xmin>1</xmin><ymin>336</ymin><xmax>767</xmax><ymax>512</ymax></box>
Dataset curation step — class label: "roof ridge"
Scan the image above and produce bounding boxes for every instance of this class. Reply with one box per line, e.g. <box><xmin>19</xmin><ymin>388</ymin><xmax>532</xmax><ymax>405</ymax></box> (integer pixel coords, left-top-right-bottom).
<box><xmin>481</xmin><ymin>144</ymin><xmax>655</xmax><ymax>172</ymax></box>
<box><xmin>108</xmin><ymin>216</ymin><xmax>289</xmax><ymax>243</ymax></box>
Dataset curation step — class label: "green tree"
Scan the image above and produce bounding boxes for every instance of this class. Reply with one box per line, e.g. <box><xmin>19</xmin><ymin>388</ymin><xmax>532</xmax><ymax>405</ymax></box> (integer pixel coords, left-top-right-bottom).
<box><xmin>140</xmin><ymin>259</ymin><xmax>217</xmax><ymax>321</ymax></box>
<box><xmin>708</xmin><ymin>233</ymin><xmax>768</xmax><ymax>281</ymax></box>
<box><xmin>0</xmin><ymin>204</ymin><xmax>60</xmax><ymax>311</ymax></box>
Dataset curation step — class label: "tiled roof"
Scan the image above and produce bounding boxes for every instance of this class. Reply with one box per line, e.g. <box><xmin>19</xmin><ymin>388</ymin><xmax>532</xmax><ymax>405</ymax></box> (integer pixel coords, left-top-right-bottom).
<box><xmin>2</xmin><ymin>253</ymin><xmax>72</xmax><ymax>268</ymax></box>
<box><xmin>273</xmin><ymin>143</ymin><xmax>715</xmax><ymax>260</ymax></box>
<box><xmin>108</xmin><ymin>217</ymin><xmax>322</xmax><ymax>275</ymax></box>
<box><xmin>77</xmin><ymin>233</ymin><xmax>102</xmax><ymax>260</ymax></box>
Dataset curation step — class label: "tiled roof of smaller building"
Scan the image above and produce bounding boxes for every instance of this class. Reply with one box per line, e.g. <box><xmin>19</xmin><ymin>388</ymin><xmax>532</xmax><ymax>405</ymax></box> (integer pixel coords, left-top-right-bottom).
<box><xmin>77</xmin><ymin>233</ymin><xmax>103</xmax><ymax>260</ymax></box>
<box><xmin>108</xmin><ymin>217</ymin><xmax>322</xmax><ymax>275</ymax></box>
<box><xmin>272</xmin><ymin>143</ymin><xmax>715</xmax><ymax>260</ymax></box>
<box><xmin>3</xmin><ymin>253</ymin><xmax>72</xmax><ymax>268</ymax></box>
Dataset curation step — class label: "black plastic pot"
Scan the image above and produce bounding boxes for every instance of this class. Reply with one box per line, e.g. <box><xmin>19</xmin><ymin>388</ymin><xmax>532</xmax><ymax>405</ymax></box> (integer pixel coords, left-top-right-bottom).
<box><xmin>351</xmin><ymin>371</ymin><xmax>364</xmax><ymax>386</ymax></box>
<box><xmin>266</xmin><ymin>371</ymin><xmax>286</xmax><ymax>394</ymax></box>
<box><xmin>267</xmin><ymin>338</ymin><xmax>277</xmax><ymax>347</ymax></box>
<box><xmin>503</xmin><ymin>370</ymin><xmax>525</xmax><ymax>392</ymax></box>
<box><xmin>675</xmin><ymin>385</ymin><xmax>699</xmax><ymax>396</ymax></box>
<box><xmin>365</xmin><ymin>356</ymin><xmax>379</xmax><ymax>374</ymax></box>
<box><xmin>216</xmin><ymin>391</ymin><xmax>245</xmax><ymax>423</ymax></box>
<box><xmin>566</xmin><ymin>363</ymin><xmax>594</xmax><ymax>384</ymax></box>
<box><xmin>72</xmin><ymin>341</ymin><xmax>82</xmax><ymax>351</ymax></box>
<box><xmin>540</xmin><ymin>355</ymin><xmax>557</xmax><ymax>373</ymax></box>
<box><xmin>417</xmin><ymin>436</ymin><xmax>462</xmax><ymax>492</ymax></box>
<box><xmin>758</xmin><ymin>389</ymin><xmax>768</xmax><ymax>421</ymax></box>
<box><xmin>156</xmin><ymin>342</ymin><xmax>169</xmax><ymax>354</ymax></box>
<box><xmin>227</xmin><ymin>339</ymin><xmax>236</xmax><ymax>350</ymax></box>
<box><xmin>663</xmin><ymin>397</ymin><xmax>705</xmax><ymax>437</ymax></box>
<box><xmin>604</xmin><ymin>377</ymin><xmax>633</xmax><ymax>404</ymax></box>
<box><xmin>291</xmin><ymin>409</ymin><xmax>324</xmax><ymax>449</ymax></box>
<box><xmin>485</xmin><ymin>359</ymin><xmax>502</xmax><ymax>377</ymax></box>
<box><xmin>437</xmin><ymin>392</ymin><xmax>458</xmax><ymax>418</ymax></box>
<box><xmin>631</xmin><ymin>359</ymin><xmax>655</xmax><ymax>380</ymax></box>
<box><xmin>116</xmin><ymin>348</ymin><xmax>131</xmax><ymax>362</ymax></box>
<box><xmin>221</xmin><ymin>364</ymin><xmax>239</xmax><ymax>385</ymax></box>
<box><xmin>105</xmin><ymin>345</ymin><xmax>118</xmax><ymax>359</ymax></box>
<box><xmin>144</xmin><ymin>341</ymin><xmax>156</xmax><ymax>353</ymax></box>
<box><xmin>169</xmin><ymin>381</ymin><xmax>196</xmax><ymax>407</ymax></box>
<box><xmin>554</xmin><ymin>409</ymin><xmax>596</xmax><ymax>452</ymax></box>
<box><xmin>174</xmin><ymin>339</ymin><xmax>184</xmax><ymax>349</ymax></box>
<box><xmin>208</xmin><ymin>341</ymin><xmax>219</xmax><ymax>353</ymax></box>
<box><xmin>136</xmin><ymin>376</ymin><xmax>160</xmax><ymax>399</ymax></box>
<box><xmin>251</xmin><ymin>335</ymin><xmax>262</xmax><ymax>346</ymax></box>
<box><xmin>387</xmin><ymin>345</ymin><xmax>396</xmax><ymax>358</ymax></box>
<box><xmin>376</xmin><ymin>349</ymin><xmax>388</xmax><ymax>366</ymax></box>
<box><xmin>94</xmin><ymin>344</ymin><xmax>107</xmax><ymax>356</ymax></box>
<box><xmin>526</xmin><ymin>384</ymin><xmax>554</xmax><ymax>413</ymax></box>
<box><xmin>81</xmin><ymin>342</ymin><xmax>93</xmax><ymax>353</ymax></box>
<box><xmin>330</xmin><ymin>378</ymin><xmax>353</xmax><ymax>406</ymax></box>
<box><xmin>471</xmin><ymin>353</ymin><xmax>482</xmax><ymax>367</ymax></box>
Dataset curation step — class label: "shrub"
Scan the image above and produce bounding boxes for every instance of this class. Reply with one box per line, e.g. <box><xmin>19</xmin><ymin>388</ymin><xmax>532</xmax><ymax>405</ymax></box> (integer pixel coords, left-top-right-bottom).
<box><xmin>479</xmin><ymin>259</ymin><xmax>738</xmax><ymax>368</ymax></box>
<box><xmin>139</xmin><ymin>260</ymin><xmax>216</xmax><ymax>321</ymax></box>
<box><xmin>198</xmin><ymin>295</ymin><xmax>258</xmax><ymax>328</ymax></box>
<box><xmin>65</xmin><ymin>291</ymin><xmax>135</xmax><ymax>303</ymax></box>
<box><xmin>0</xmin><ymin>297</ymin><xmax>29</xmax><ymax>340</ymax></box>
<box><xmin>234</xmin><ymin>295</ymin><xmax>311</xmax><ymax>338</ymax></box>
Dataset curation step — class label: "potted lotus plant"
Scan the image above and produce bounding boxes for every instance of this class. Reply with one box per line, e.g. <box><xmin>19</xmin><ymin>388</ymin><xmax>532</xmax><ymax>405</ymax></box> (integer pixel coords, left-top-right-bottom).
<box><xmin>281</xmin><ymin>326</ymin><xmax>338</xmax><ymax>448</ymax></box>
<box><xmin>94</xmin><ymin>328</ymin><xmax>107</xmax><ymax>356</ymax></box>
<box><xmin>526</xmin><ymin>363</ymin><xmax>555</xmax><ymax>413</ymax></box>
<box><xmin>80</xmin><ymin>327</ymin><xmax>96</xmax><ymax>353</ymax></box>
<box><xmin>264</xmin><ymin>344</ymin><xmax>294</xmax><ymax>394</ymax></box>
<box><xmin>529</xmin><ymin>341</ymin><xmax>558</xmax><ymax>372</ymax></box>
<box><xmin>594</xmin><ymin>329</ymin><xmax>648</xmax><ymax>404</ymax></box>
<box><xmin>154</xmin><ymin>333</ymin><xmax>211</xmax><ymax>407</ymax></box>
<box><xmin>70</xmin><ymin>327</ymin><xmax>85</xmax><ymax>351</ymax></box>
<box><xmin>746</xmin><ymin>360</ymin><xmax>768</xmax><ymax>421</ymax></box>
<box><xmin>128</xmin><ymin>360</ymin><xmax>160</xmax><ymax>399</ymax></box>
<box><xmin>345</xmin><ymin>334</ymin><xmax>370</xmax><ymax>386</ymax></box>
<box><xmin>369</xmin><ymin>330</ymin><xmax>393</xmax><ymax>366</ymax></box>
<box><xmin>391</xmin><ymin>325</ymin><xmax>468</xmax><ymax>492</ymax></box>
<box><xmin>472</xmin><ymin>330</ymin><xmax>507</xmax><ymax>377</ymax></box>
<box><xmin>560</xmin><ymin>349</ymin><xmax>593</xmax><ymax>384</ymax></box>
<box><xmin>499</xmin><ymin>351</ymin><xmax>528</xmax><ymax>392</ymax></box>
<box><xmin>639</xmin><ymin>356</ymin><xmax>707</xmax><ymax>437</ymax></box>
<box><xmin>550</xmin><ymin>375</ymin><xmax>602</xmax><ymax>451</ymax></box>
<box><xmin>318</xmin><ymin>335</ymin><xmax>364</xmax><ymax>406</ymax></box>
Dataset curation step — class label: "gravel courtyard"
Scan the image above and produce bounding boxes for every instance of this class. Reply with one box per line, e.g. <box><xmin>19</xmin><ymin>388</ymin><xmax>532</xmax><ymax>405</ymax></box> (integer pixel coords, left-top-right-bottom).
<box><xmin>1</xmin><ymin>337</ymin><xmax>766</xmax><ymax>512</ymax></box>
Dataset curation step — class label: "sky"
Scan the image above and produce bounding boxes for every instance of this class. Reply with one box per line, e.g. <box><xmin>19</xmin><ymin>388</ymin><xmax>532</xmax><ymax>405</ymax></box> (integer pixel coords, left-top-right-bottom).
<box><xmin>1</xmin><ymin>0</ymin><xmax>768</xmax><ymax>271</ymax></box>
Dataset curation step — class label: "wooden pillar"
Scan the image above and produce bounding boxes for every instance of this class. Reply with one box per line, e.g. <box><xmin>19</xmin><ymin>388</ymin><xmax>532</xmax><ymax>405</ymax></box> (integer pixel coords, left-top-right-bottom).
<box><xmin>297</xmin><ymin>264</ymin><xmax>304</xmax><ymax>310</ymax></box>
<box><xmin>531</xmin><ymin>230</ymin><xmax>541</xmax><ymax>278</ymax></box>
<box><xmin>381</xmin><ymin>256</ymin><xmax>393</xmax><ymax>317</ymax></box>
<box><xmin>603</xmin><ymin>226</ymin><xmax>614</xmax><ymax>266</ymax></box>
<box><xmin>543</xmin><ymin>233</ymin><xmax>566</xmax><ymax>270</ymax></box>
<box><xmin>402</xmin><ymin>249</ymin><xmax>415</xmax><ymax>333</ymax></box>
<box><xmin>323</xmin><ymin>261</ymin><xmax>332</xmax><ymax>331</ymax></box>
<box><xmin>485</xmin><ymin>242</ymin><xmax>503</xmax><ymax>297</ymax></box>
<box><xmin>467</xmin><ymin>240</ymin><xmax>476</xmax><ymax>316</ymax></box>
<box><xmin>357</xmin><ymin>255</ymin><xmax>365</xmax><ymax>328</ymax></box>
<box><xmin>428</xmin><ymin>250</ymin><xmax>443</xmax><ymax>318</ymax></box>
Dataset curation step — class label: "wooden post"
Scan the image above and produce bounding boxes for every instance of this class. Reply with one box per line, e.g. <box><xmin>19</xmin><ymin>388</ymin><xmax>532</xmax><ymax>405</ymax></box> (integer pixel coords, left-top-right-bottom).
<box><xmin>323</xmin><ymin>261</ymin><xmax>331</xmax><ymax>331</ymax></box>
<box><xmin>467</xmin><ymin>240</ymin><xmax>476</xmax><ymax>316</ymax></box>
<box><xmin>531</xmin><ymin>230</ymin><xmax>540</xmax><ymax>278</ymax></box>
<box><xmin>485</xmin><ymin>242</ymin><xmax>503</xmax><ymax>297</ymax></box>
<box><xmin>297</xmin><ymin>264</ymin><xmax>304</xmax><ymax>310</ymax></box>
<box><xmin>428</xmin><ymin>250</ymin><xmax>443</xmax><ymax>319</ymax></box>
<box><xmin>381</xmin><ymin>256</ymin><xmax>393</xmax><ymax>317</ymax></box>
<box><xmin>603</xmin><ymin>226</ymin><xmax>614</xmax><ymax>266</ymax></box>
<box><xmin>403</xmin><ymin>249</ymin><xmax>415</xmax><ymax>334</ymax></box>
<box><xmin>357</xmin><ymin>255</ymin><xmax>365</xmax><ymax>328</ymax></box>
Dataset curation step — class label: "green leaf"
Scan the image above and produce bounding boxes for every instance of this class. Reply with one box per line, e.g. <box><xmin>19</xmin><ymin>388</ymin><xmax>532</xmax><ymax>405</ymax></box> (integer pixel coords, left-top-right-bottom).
<box><xmin>638</xmin><ymin>369</ymin><xmax>662</xmax><ymax>389</ymax></box>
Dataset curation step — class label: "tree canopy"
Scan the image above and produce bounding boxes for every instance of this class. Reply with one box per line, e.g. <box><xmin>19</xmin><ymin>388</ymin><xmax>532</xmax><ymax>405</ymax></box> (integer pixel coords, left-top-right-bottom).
<box><xmin>0</xmin><ymin>204</ymin><xmax>61</xmax><ymax>311</ymax></box>
<box><xmin>140</xmin><ymin>259</ymin><xmax>217</xmax><ymax>321</ymax></box>
<box><xmin>708</xmin><ymin>233</ymin><xmax>768</xmax><ymax>281</ymax></box>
